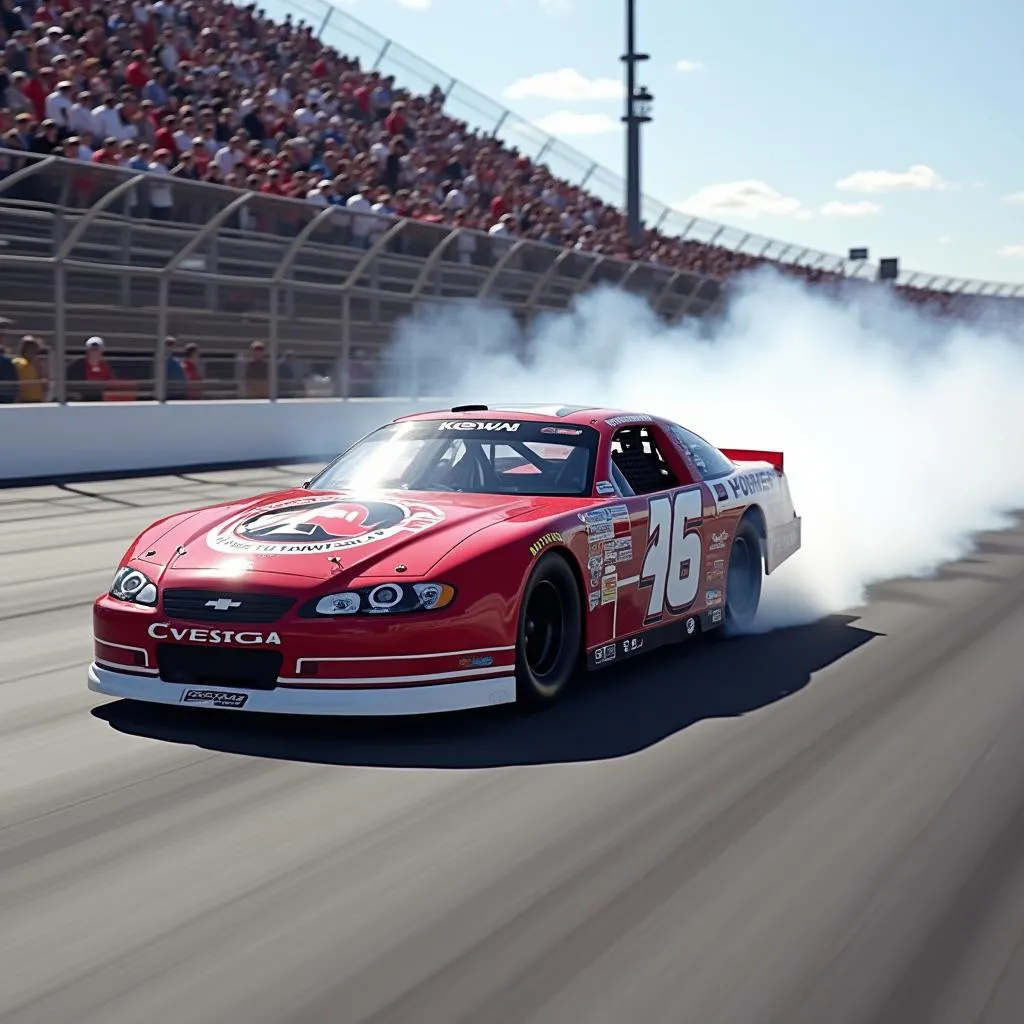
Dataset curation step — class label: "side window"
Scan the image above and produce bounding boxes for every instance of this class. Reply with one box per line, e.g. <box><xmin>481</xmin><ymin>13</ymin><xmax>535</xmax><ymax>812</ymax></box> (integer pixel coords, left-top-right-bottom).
<box><xmin>610</xmin><ymin>426</ymin><xmax>681</xmax><ymax>495</ymax></box>
<box><xmin>668</xmin><ymin>424</ymin><xmax>734</xmax><ymax>480</ymax></box>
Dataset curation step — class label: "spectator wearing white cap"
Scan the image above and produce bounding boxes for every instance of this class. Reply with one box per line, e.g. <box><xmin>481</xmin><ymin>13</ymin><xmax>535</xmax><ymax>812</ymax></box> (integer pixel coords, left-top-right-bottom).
<box><xmin>66</xmin><ymin>336</ymin><xmax>115</xmax><ymax>402</ymax></box>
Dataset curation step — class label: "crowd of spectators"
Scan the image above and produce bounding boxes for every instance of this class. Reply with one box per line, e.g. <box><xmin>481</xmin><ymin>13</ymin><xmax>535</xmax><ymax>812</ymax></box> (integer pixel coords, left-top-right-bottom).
<box><xmin>0</xmin><ymin>0</ymin><xmax>1017</xmax><ymax>324</ymax></box>
<box><xmin>0</xmin><ymin>310</ymin><xmax>338</xmax><ymax>401</ymax></box>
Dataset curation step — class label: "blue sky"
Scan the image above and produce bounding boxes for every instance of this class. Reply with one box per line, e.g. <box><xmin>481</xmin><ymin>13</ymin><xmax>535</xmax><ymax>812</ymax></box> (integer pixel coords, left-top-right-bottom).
<box><xmin>262</xmin><ymin>0</ymin><xmax>1024</xmax><ymax>287</ymax></box>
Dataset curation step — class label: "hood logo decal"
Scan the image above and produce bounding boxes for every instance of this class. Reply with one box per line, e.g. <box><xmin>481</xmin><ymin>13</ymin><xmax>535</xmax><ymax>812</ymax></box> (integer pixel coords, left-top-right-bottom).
<box><xmin>206</xmin><ymin>496</ymin><xmax>445</xmax><ymax>556</ymax></box>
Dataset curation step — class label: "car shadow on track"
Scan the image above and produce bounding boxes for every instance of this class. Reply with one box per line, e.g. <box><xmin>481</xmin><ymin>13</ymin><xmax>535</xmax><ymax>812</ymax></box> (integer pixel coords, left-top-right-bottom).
<box><xmin>92</xmin><ymin>614</ymin><xmax>879</xmax><ymax>768</ymax></box>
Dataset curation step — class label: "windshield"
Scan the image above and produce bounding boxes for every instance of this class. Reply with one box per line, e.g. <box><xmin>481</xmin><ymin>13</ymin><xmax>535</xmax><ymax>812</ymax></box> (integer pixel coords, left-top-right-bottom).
<box><xmin>309</xmin><ymin>419</ymin><xmax>600</xmax><ymax>497</ymax></box>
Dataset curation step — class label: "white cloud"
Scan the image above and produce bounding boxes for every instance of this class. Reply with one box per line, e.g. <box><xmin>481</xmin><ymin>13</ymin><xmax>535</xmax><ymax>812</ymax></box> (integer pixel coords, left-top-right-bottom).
<box><xmin>1002</xmin><ymin>191</ymin><xmax>1024</xmax><ymax>205</ymax></box>
<box><xmin>997</xmin><ymin>245</ymin><xmax>1024</xmax><ymax>259</ymax></box>
<box><xmin>821</xmin><ymin>200</ymin><xmax>882</xmax><ymax>218</ymax></box>
<box><xmin>835</xmin><ymin>164</ymin><xmax>949</xmax><ymax>194</ymax></box>
<box><xmin>525</xmin><ymin>111</ymin><xmax>619</xmax><ymax>136</ymax></box>
<box><xmin>503</xmin><ymin>68</ymin><xmax>622</xmax><ymax>102</ymax></box>
<box><xmin>675</xmin><ymin>59</ymin><xmax>705</xmax><ymax>73</ymax></box>
<box><xmin>674</xmin><ymin>180</ymin><xmax>812</xmax><ymax>220</ymax></box>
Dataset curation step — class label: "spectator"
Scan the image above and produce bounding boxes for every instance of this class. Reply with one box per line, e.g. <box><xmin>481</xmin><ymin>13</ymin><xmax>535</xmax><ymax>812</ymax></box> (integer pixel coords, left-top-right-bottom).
<box><xmin>181</xmin><ymin>342</ymin><xmax>204</xmax><ymax>399</ymax></box>
<box><xmin>12</xmin><ymin>335</ymin><xmax>46</xmax><ymax>403</ymax></box>
<box><xmin>66</xmin><ymin>336</ymin><xmax>115</xmax><ymax>402</ymax></box>
<box><xmin>0</xmin><ymin>317</ymin><xmax>17</xmax><ymax>403</ymax></box>
<box><xmin>147</xmin><ymin>148</ymin><xmax>174</xmax><ymax>219</ymax></box>
<box><xmin>243</xmin><ymin>340</ymin><xmax>269</xmax><ymax>399</ymax></box>
<box><xmin>157</xmin><ymin>335</ymin><xmax>187</xmax><ymax>400</ymax></box>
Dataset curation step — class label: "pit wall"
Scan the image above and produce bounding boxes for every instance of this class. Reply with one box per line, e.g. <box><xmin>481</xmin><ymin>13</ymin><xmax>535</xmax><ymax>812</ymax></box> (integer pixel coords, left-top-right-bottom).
<box><xmin>0</xmin><ymin>400</ymin><xmax>441</xmax><ymax>485</ymax></box>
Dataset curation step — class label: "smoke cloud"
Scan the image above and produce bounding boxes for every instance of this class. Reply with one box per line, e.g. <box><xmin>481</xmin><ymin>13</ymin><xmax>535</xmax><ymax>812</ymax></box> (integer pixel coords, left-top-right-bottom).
<box><xmin>382</xmin><ymin>269</ymin><xmax>1024</xmax><ymax>631</ymax></box>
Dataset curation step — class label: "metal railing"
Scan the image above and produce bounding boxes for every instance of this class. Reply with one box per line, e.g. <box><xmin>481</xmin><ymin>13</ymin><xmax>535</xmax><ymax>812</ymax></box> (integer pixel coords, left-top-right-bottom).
<box><xmin>274</xmin><ymin>0</ymin><xmax>1024</xmax><ymax>298</ymax></box>
<box><xmin>1</xmin><ymin>152</ymin><xmax>1022</xmax><ymax>407</ymax></box>
<box><xmin>0</xmin><ymin>154</ymin><xmax>727</xmax><ymax>403</ymax></box>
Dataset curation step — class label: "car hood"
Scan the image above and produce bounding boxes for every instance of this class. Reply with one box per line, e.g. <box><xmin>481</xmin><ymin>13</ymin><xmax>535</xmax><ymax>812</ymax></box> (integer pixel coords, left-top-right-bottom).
<box><xmin>142</xmin><ymin>488</ymin><xmax>544</xmax><ymax>583</ymax></box>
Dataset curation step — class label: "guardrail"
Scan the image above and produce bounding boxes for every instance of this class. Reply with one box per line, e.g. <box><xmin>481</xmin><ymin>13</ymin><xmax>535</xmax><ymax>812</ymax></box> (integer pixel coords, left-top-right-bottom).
<box><xmin>1</xmin><ymin>149</ymin><xmax>1021</xmax><ymax>409</ymax></box>
<box><xmin>0</xmin><ymin>152</ymin><xmax>726</xmax><ymax>403</ymax></box>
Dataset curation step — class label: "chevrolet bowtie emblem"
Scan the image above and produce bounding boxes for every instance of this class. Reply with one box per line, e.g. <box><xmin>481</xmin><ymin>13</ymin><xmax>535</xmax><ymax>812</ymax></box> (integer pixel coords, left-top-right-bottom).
<box><xmin>205</xmin><ymin>598</ymin><xmax>242</xmax><ymax>611</ymax></box>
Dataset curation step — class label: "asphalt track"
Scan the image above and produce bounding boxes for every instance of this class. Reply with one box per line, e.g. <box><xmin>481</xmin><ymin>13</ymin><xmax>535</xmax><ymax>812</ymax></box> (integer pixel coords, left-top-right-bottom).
<box><xmin>3</xmin><ymin>467</ymin><xmax>1024</xmax><ymax>1024</ymax></box>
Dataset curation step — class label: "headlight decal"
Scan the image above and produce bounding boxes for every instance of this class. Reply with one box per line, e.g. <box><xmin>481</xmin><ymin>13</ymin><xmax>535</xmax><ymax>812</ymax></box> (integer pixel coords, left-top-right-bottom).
<box><xmin>109</xmin><ymin>566</ymin><xmax>158</xmax><ymax>606</ymax></box>
<box><xmin>305</xmin><ymin>582</ymin><xmax>456</xmax><ymax>617</ymax></box>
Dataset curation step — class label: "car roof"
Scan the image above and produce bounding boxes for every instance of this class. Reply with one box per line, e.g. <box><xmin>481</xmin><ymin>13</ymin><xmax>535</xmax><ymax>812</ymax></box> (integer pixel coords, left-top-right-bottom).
<box><xmin>393</xmin><ymin>404</ymin><xmax>657</xmax><ymax>428</ymax></box>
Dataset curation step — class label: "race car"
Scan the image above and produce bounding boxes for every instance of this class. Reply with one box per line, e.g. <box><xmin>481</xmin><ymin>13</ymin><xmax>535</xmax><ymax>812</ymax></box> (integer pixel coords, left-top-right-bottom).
<box><xmin>88</xmin><ymin>404</ymin><xmax>802</xmax><ymax>716</ymax></box>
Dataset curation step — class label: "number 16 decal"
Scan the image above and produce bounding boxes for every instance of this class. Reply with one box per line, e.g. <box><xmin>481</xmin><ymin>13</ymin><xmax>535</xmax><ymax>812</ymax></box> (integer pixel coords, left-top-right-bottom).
<box><xmin>640</xmin><ymin>488</ymin><xmax>703</xmax><ymax>623</ymax></box>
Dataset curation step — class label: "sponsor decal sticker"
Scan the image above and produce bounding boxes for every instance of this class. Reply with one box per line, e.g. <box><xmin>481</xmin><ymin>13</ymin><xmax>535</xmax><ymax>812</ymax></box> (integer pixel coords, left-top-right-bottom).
<box><xmin>621</xmin><ymin>636</ymin><xmax>643</xmax><ymax>655</ymax></box>
<box><xmin>438</xmin><ymin>420</ymin><xmax>520</xmax><ymax>432</ymax></box>
<box><xmin>529</xmin><ymin>531</ymin><xmax>564</xmax><ymax>557</ymax></box>
<box><xmin>181</xmin><ymin>689</ymin><xmax>248</xmax><ymax>708</ymax></box>
<box><xmin>588</xmin><ymin>590</ymin><xmax>600</xmax><ymax>611</ymax></box>
<box><xmin>149</xmin><ymin>623</ymin><xmax>281</xmax><ymax>645</ymax></box>
<box><xmin>685</xmin><ymin>617</ymin><xmax>697</xmax><ymax>635</ymax></box>
<box><xmin>709</xmin><ymin>530</ymin><xmax>729</xmax><ymax>552</ymax></box>
<box><xmin>586</xmin><ymin>522</ymin><xmax>614</xmax><ymax>542</ymax></box>
<box><xmin>710</xmin><ymin>608</ymin><xmax>723</xmax><ymax>624</ymax></box>
<box><xmin>587</xmin><ymin>554</ymin><xmax>602</xmax><ymax>586</ymax></box>
<box><xmin>594</xmin><ymin>643</ymin><xmax>616</xmax><ymax>664</ymax></box>
<box><xmin>541</xmin><ymin>426</ymin><xmax>584</xmax><ymax>436</ymax></box>
<box><xmin>728</xmin><ymin>469</ymin><xmax>776</xmax><ymax>499</ymax></box>
<box><xmin>578</xmin><ymin>505</ymin><xmax>629</xmax><ymax>526</ymax></box>
<box><xmin>705</xmin><ymin>558</ymin><xmax>725</xmax><ymax>582</ymax></box>
<box><xmin>207</xmin><ymin>496</ymin><xmax>444</xmax><ymax>556</ymax></box>
<box><xmin>713</xmin><ymin>483</ymin><xmax>729</xmax><ymax>502</ymax></box>
<box><xmin>604</xmin><ymin>537</ymin><xmax>633</xmax><ymax>563</ymax></box>
<box><xmin>705</xmin><ymin>589</ymin><xmax>724</xmax><ymax>607</ymax></box>
<box><xmin>606</xmin><ymin>413</ymin><xmax>653</xmax><ymax>426</ymax></box>
<box><xmin>601</xmin><ymin>566</ymin><xmax>618</xmax><ymax>605</ymax></box>
<box><xmin>459</xmin><ymin>655</ymin><xmax>494</xmax><ymax>668</ymax></box>
<box><xmin>595</xmin><ymin>480</ymin><xmax>616</xmax><ymax>495</ymax></box>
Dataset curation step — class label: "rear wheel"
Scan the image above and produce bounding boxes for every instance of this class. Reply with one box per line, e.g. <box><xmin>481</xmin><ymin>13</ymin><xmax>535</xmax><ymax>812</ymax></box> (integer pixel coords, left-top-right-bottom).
<box><xmin>723</xmin><ymin>517</ymin><xmax>763</xmax><ymax>635</ymax></box>
<box><xmin>515</xmin><ymin>553</ymin><xmax>582</xmax><ymax>708</ymax></box>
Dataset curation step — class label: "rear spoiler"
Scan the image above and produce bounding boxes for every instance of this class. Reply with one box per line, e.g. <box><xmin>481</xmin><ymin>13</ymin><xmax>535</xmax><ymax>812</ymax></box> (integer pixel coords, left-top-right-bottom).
<box><xmin>721</xmin><ymin>448</ymin><xmax>785</xmax><ymax>472</ymax></box>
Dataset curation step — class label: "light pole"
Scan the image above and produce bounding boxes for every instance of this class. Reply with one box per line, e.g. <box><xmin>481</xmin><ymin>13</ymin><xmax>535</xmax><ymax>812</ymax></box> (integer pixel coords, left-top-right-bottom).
<box><xmin>622</xmin><ymin>0</ymin><xmax>653</xmax><ymax>248</ymax></box>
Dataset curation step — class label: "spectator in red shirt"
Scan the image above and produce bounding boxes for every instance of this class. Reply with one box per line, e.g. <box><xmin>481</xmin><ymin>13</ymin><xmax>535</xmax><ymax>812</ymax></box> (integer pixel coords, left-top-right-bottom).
<box><xmin>181</xmin><ymin>342</ymin><xmax>204</xmax><ymax>399</ymax></box>
<box><xmin>91</xmin><ymin>137</ymin><xmax>121</xmax><ymax>166</ymax></box>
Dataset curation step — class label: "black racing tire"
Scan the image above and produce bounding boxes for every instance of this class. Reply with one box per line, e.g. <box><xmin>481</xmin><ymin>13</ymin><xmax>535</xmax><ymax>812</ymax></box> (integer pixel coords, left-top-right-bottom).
<box><xmin>722</xmin><ymin>517</ymin><xmax>763</xmax><ymax>636</ymax></box>
<box><xmin>514</xmin><ymin>553</ymin><xmax>583</xmax><ymax>709</ymax></box>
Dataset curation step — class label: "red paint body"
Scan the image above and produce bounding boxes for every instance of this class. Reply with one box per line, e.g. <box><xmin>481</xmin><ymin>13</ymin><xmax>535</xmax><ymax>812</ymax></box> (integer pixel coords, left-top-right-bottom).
<box><xmin>91</xmin><ymin>405</ymin><xmax>801</xmax><ymax>708</ymax></box>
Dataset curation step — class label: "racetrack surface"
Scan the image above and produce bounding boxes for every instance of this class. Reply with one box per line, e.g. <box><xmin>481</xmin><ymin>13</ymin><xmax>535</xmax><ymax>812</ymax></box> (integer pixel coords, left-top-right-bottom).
<box><xmin>3</xmin><ymin>468</ymin><xmax>1024</xmax><ymax>1024</ymax></box>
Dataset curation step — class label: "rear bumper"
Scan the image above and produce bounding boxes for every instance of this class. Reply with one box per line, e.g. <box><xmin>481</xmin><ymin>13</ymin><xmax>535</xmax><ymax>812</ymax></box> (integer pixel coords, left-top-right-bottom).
<box><xmin>87</xmin><ymin>663</ymin><xmax>517</xmax><ymax>716</ymax></box>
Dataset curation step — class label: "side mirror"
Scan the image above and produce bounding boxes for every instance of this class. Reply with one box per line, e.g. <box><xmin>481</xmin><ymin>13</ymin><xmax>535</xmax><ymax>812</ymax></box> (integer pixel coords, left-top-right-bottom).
<box><xmin>301</xmin><ymin>479</ymin><xmax>311</xmax><ymax>489</ymax></box>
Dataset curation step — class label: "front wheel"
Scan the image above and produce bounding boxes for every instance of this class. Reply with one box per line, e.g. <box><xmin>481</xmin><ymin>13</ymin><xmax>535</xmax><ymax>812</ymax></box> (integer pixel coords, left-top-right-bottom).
<box><xmin>723</xmin><ymin>517</ymin><xmax>763</xmax><ymax>635</ymax></box>
<box><xmin>515</xmin><ymin>553</ymin><xmax>582</xmax><ymax>709</ymax></box>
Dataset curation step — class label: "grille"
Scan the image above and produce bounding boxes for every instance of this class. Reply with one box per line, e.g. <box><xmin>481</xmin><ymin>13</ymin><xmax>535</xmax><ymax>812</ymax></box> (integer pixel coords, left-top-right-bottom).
<box><xmin>162</xmin><ymin>589</ymin><xmax>295</xmax><ymax>623</ymax></box>
<box><xmin>157</xmin><ymin>645</ymin><xmax>282</xmax><ymax>690</ymax></box>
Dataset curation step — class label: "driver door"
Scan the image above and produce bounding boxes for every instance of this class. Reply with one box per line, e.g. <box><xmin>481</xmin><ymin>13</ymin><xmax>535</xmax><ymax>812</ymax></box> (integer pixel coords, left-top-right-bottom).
<box><xmin>602</xmin><ymin>423</ymin><xmax>720</xmax><ymax>645</ymax></box>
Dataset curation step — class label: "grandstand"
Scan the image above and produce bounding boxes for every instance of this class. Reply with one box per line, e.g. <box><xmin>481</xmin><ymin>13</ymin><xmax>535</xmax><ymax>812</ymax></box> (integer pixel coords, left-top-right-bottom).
<box><xmin>0</xmin><ymin>0</ymin><xmax>1021</xmax><ymax>404</ymax></box>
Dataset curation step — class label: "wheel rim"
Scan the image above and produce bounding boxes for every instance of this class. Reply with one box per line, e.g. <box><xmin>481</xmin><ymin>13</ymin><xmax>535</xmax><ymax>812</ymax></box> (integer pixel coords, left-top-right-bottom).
<box><xmin>727</xmin><ymin>536</ymin><xmax>757</xmax><ymax>619</ymax></box>
<box><xmin>523</xmin><ymin>580</ymin><xmax>564</xmax><ymax>679</ymax></box>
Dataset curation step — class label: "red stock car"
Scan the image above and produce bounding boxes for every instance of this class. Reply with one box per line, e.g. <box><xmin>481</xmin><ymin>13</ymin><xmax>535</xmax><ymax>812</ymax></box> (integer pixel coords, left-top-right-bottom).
<box><xmin>88</xmin><ymin>404</ymin><xmax>802</xmax><ymax>716</ymax></box>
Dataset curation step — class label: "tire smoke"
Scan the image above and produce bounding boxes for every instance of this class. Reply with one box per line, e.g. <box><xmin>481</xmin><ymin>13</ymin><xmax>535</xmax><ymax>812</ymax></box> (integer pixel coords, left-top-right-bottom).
<box><xmin>382</xmin><ymin>270</ymin><xmax>1024</xmax><ymax>630</ymax></box>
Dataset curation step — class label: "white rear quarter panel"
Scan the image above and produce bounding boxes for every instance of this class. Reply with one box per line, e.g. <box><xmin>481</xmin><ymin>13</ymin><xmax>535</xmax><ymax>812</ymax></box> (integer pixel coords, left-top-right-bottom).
<box><xmin>712</xmin><ymin>461</ymin><xmax>802</xmax><ymax>574</ymax></box>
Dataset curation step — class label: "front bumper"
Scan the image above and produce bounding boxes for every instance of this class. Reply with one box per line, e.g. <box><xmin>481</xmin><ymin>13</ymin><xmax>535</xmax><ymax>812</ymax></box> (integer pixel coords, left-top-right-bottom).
<box><xmin>88</xmin><ymin>662</ymin><xmax>517</xmax><ymax>716</ymax></box>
